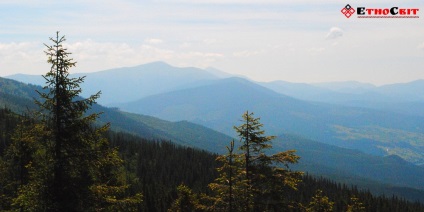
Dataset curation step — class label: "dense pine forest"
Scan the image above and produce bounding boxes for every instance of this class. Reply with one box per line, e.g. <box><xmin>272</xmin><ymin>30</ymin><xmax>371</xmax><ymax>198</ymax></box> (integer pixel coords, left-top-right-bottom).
<box><xmin>1</xmin><ymin>32</ymin><xmax>424</xmax><ymax>211</ymax></box>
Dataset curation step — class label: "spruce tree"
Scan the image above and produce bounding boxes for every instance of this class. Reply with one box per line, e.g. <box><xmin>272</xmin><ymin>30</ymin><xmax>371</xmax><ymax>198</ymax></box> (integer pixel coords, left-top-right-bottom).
<box><xmin>234</xmin><ymin>111</ymin><xmax>302</xmax><ymax>211</ymax></box>
<box><xmin>208</xmin><ymin>111</ymin><xmax>302</xmax><ymax>211</ymax></box>
<box><xmin>306</xmin><ymin>190</ymin><xmax>334</xmax><ymax>212</ymax></box>
<box><xmin>208</xmin><ymin>140</ymin><xmax>247</xmax><ymax>211</ymax></box>
<box><xmin>168</xmin><ymin>184</ymin><xmax>204</xmax><ymax>212</ymax></box>
<box><xmin>9</xmin><ymin>32</ymin><xmax>141</xmax><ymax>211</ymax></box>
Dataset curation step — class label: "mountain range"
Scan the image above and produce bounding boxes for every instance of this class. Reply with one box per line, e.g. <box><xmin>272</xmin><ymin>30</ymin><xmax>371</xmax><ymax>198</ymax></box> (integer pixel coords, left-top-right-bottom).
<box><xmin>8</xmin><ymin>62</ymin><xmax>219</xmax><ymax>105</ymax></box>
<box><xmin>4</xmin><ymin>62</ymin><xmax>424</xmax><ymax>201</ymax></box>
<box><xmin>6</xmin><ymin>62</ymin><xmax>424</xmax><ymax>164</ymax></box>
<box><xmin>260</xmin><ymin>80</ymin><xmax>424</xmax><ymax>118</ymax></box>
<box><xmin>9</xmin><ymin>61</ymin><xmax>424</xmax><ymax>116</ymax></box>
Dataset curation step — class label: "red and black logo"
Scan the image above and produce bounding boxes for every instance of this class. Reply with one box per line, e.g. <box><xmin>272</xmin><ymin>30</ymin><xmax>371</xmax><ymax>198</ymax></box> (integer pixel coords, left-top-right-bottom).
<box><xmin>341</xmin><ymin>4</ymin><xmax>355</xmax><ymax>18</ymax></box>
<box><xmin>341</xmin><ymin>4</ymin><xmax>419</xmax><ymax>18</ymax></box>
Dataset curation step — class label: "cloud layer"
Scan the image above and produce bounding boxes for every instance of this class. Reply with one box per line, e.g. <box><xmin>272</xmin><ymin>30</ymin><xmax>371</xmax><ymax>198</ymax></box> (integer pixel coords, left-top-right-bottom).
<box><xmin>1</xmin><ymin>0</ymin><xmax>424</xmax><ymax>85</ymax></box>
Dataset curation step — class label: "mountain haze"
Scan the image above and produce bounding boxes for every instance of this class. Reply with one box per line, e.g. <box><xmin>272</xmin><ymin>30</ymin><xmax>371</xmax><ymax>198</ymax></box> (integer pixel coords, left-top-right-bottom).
<box><xmin>261</xmin><ymin>79</ymin><xmax>424</xmax><ymax>117</ymax></box>
<box><xmin>6</xmin><ymin>61</ymin><xmax>221</xmax><ymax>105</ymax></box>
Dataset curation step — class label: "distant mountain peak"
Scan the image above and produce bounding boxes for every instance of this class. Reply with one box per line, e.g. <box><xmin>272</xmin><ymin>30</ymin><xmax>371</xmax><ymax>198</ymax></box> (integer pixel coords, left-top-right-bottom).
<box><xmin>134</xmin><ymin>61</ymin><xmax>173</xmax><ymax>69</ymax></box>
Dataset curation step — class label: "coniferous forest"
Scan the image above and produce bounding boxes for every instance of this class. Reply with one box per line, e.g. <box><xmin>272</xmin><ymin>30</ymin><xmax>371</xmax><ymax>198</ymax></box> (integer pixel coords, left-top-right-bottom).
<box><xmin>1</xmin><ymin>33</ymin><xmax>424</xmax><ymax>211</ymax></box>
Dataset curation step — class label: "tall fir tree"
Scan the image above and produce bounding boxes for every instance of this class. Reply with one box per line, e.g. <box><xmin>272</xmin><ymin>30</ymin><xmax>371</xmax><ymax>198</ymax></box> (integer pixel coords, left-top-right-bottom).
<box><xmin>207</xmin><ymin>111</ymin><xmax>303</xmax><ymax>211</ymax></box>
<box><xmin>7</xmin><ymin>32</ymin><xmax>141</xmax><ymax>211</ymax></box>
<box><xmin>234</xmin><ymin>111</ymin><xmax>302</xmax><ymax>211</ymax></box>
<box><xmin>168</xmin><ymin>184</ymin><xmax>205</xmax><ymax>212</ymax></box>
<box><xmin>208</xmin><ymin>140</ymin><xmax>247</xmax><ymax>211</ymax></box>
<box><xmin>306</xmin><ymin>190</ymin><xmax>334</xmax><ymax>212</ymax></box>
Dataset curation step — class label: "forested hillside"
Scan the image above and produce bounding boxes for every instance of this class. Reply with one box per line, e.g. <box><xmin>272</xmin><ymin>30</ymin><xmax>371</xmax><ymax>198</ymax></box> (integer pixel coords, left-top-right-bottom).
<box><xmin>0</xmin><ymin>76</ymin><xmax>234</xmax><ymax>153</ymax></box>
<box><xmin>2</xmin><ymin>108</ymin><xmax>424</xmax><ymax>211</ymax></box>
<box><xmin>117</xmin><ymin>76</ymin><xmax>424</xmax><ymax>166</ymax></box>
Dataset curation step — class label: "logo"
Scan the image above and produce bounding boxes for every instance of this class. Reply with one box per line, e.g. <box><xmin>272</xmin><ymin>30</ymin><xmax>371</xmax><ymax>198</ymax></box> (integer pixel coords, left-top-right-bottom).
<box><xmin>341</xmin><ymin>4</ymin><xmax>355</xmax><ymax>18</ymax></box>
<box><xmin>341</xmin><ymin>4</ymin><xmax>419</xmax><ymax>18</ymax></box>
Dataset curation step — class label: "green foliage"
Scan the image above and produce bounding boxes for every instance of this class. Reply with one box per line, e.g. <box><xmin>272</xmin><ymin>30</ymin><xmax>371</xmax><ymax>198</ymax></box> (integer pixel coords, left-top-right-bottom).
<box><xmin>108</xmin><ymin>131</ymin><xmax>219</xmax><ymax>211</ymax></box>
<box><xmin>168</xmin><ymin>184</ymin><xmax>205</xmax><ymax>212</ymax></box>
<box><xmin>208</xmin><ymin>140</ymin><xmax>247</xmax><ymax>211</ymax></box>
<box><xmin>207</xmin><ymin>111</ymin><xmax>303</xmax><ymax>211</ymax></box>
<box><xmin>306</xmin><ymin>190</ymin><xmax>334</xmax><ymax>212</ymax></box>
<box><xmin>238</xmin><ymin>111</ymin><xmax>302</xmax><ymax>210</ymax></box>
<box><xmin>346</xmin><ymin>196</ymin><xmax>365</xmax><ymax>212</ymax></box>
<box><xmin>1</xmin><ymin>32</ymin><xmax>141</xmax><ymax>211</ymax></box>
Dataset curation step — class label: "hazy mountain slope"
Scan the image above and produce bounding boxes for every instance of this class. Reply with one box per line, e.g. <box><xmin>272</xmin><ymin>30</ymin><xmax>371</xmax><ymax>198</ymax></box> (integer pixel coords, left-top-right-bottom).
<box><xmin>262</xmin><ymin>80</ymin><xmax>424</xmax><ymax>117</ymax></box>
<box><xmin>111</xmin><ymin>111</ymin><xmax>231</xmax><ymax>152</ymax></box>
<box><xmin>260</xmin><ymin>80</ymin><xmax>394</xmax><ymax>103</ymax></box>
<box><xmin>276</xmin><ymin>134</ymin><xmax>424</xmax><ymax>190</ymax></box>
<box><xmin>3</xmin><ymin>76</ymin><xmax>424</xmax><ymax>199</ymax></box>
<box><xmin>9</xmin><ymin>62</ymin><xmax>424</xmax><ymax>117</ymax></box>
<box><xmin>313</xmin><ymin>81</ymin><xmax>376</xmax><ymax>93</ymax></box>
<box><xmin>8</xmin><ymin>62</ymin><xmax>424</xmax><ymax>116</ymax></box>
<box><xmin>119</xmin><ymin>77</ymin><xmax>424</xmax><ymax>165</ymax></box>
<box><xmin>377</xmin><ymin>79</ymin><xmax>424</xmax><ymax>101</ymax></box>
<box><xmin>259</xmin><ymin>80</ymin><xmax>342</xmax><ymax>102</ymax></box>
<box><xmin>6</xmin><ymin>61</ymin><xmax>220</xmax><ymax>105</ymax></box>
<box><xmin>0</xmin><ymin>77</ymin><xmax>233</xmax><ymax>151</ymax></box>
<box><xmin>119</xmin><ymin>77</ymin><xmax>323</xmax><ymax>134</ymax></box>
<box><xmin>0</xmin><ymin>77</ymin><xmax>40</xmax><ymax>112</ymax></box>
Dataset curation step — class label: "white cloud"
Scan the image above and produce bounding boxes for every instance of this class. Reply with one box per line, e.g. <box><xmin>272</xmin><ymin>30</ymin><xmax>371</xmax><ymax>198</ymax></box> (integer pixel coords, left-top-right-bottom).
<box><xmin>0</xmin><ymin>42</ymin><xmax>39</xmax><ymax>54</ymax></box>
<box><xmin>233</xmin><ymin>50</ymin><xmax>261</xmax><ymax>57</ymax></box>
<box><xmin>144</xmin><ymin>38</ymin><xmax>164</xmax><ymax>44</ymax></box>
<box><xmin>62</xmin><ymin>40</ymin><xmax>175</xmax><ymax>71</ymax></box>
<box><xmin>0</xmin><ymin>42</ymin><xmax>45</xmax><ymax>75</ymax></box>
<box><xmin>326</xmin><ymin>27</ymin><xmax>343</xmax><ymax>40</ymax></box>
<box><xmin>14</xmin><ymin>39</ymin><xmax>222</xmax><ymax>72</ymax></box>
<box><xmin>2</xmin><ymin>0</ymin><xmax>424</xmax><ymax>84</ymax></box>
<box><xmin>0</xmin><ymin>37</ymin><xmax>229</xmax><ymax>76</ymax></box>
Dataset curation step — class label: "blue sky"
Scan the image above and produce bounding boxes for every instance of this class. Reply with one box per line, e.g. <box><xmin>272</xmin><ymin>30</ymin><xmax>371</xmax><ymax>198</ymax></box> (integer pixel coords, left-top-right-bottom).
<box><xmin>1</xmin><ymin>0</ymin><xmax>424</xmax><ymax>85</ymax></box>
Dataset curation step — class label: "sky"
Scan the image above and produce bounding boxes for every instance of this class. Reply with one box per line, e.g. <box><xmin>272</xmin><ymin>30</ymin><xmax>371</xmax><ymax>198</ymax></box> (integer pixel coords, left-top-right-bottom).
<box><xmin>1</xmin><ymin>0</ymin><xmax>424</xmax><ymax>85</ymax></box>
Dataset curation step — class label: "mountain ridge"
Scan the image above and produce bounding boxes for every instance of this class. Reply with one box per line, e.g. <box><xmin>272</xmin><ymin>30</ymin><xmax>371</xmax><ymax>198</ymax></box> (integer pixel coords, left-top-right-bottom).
<box><xmin>117</xmin><ymin>76</ymin><xmax>424</xmax><ymax>166</ymax></box>
<box><xmin>2</xmin><ymin>76</ymin><xmax>424</xmax><ymax>201</ymax></box>
<box><xmin>6</xmin><ymin>62</ymin><xmax>424</xmax><ymax>164</ymax></box>
<box><xmin>6</xmin><ymin>61</ymin><xmax>220</xmax><ymax>105</ymax></box>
